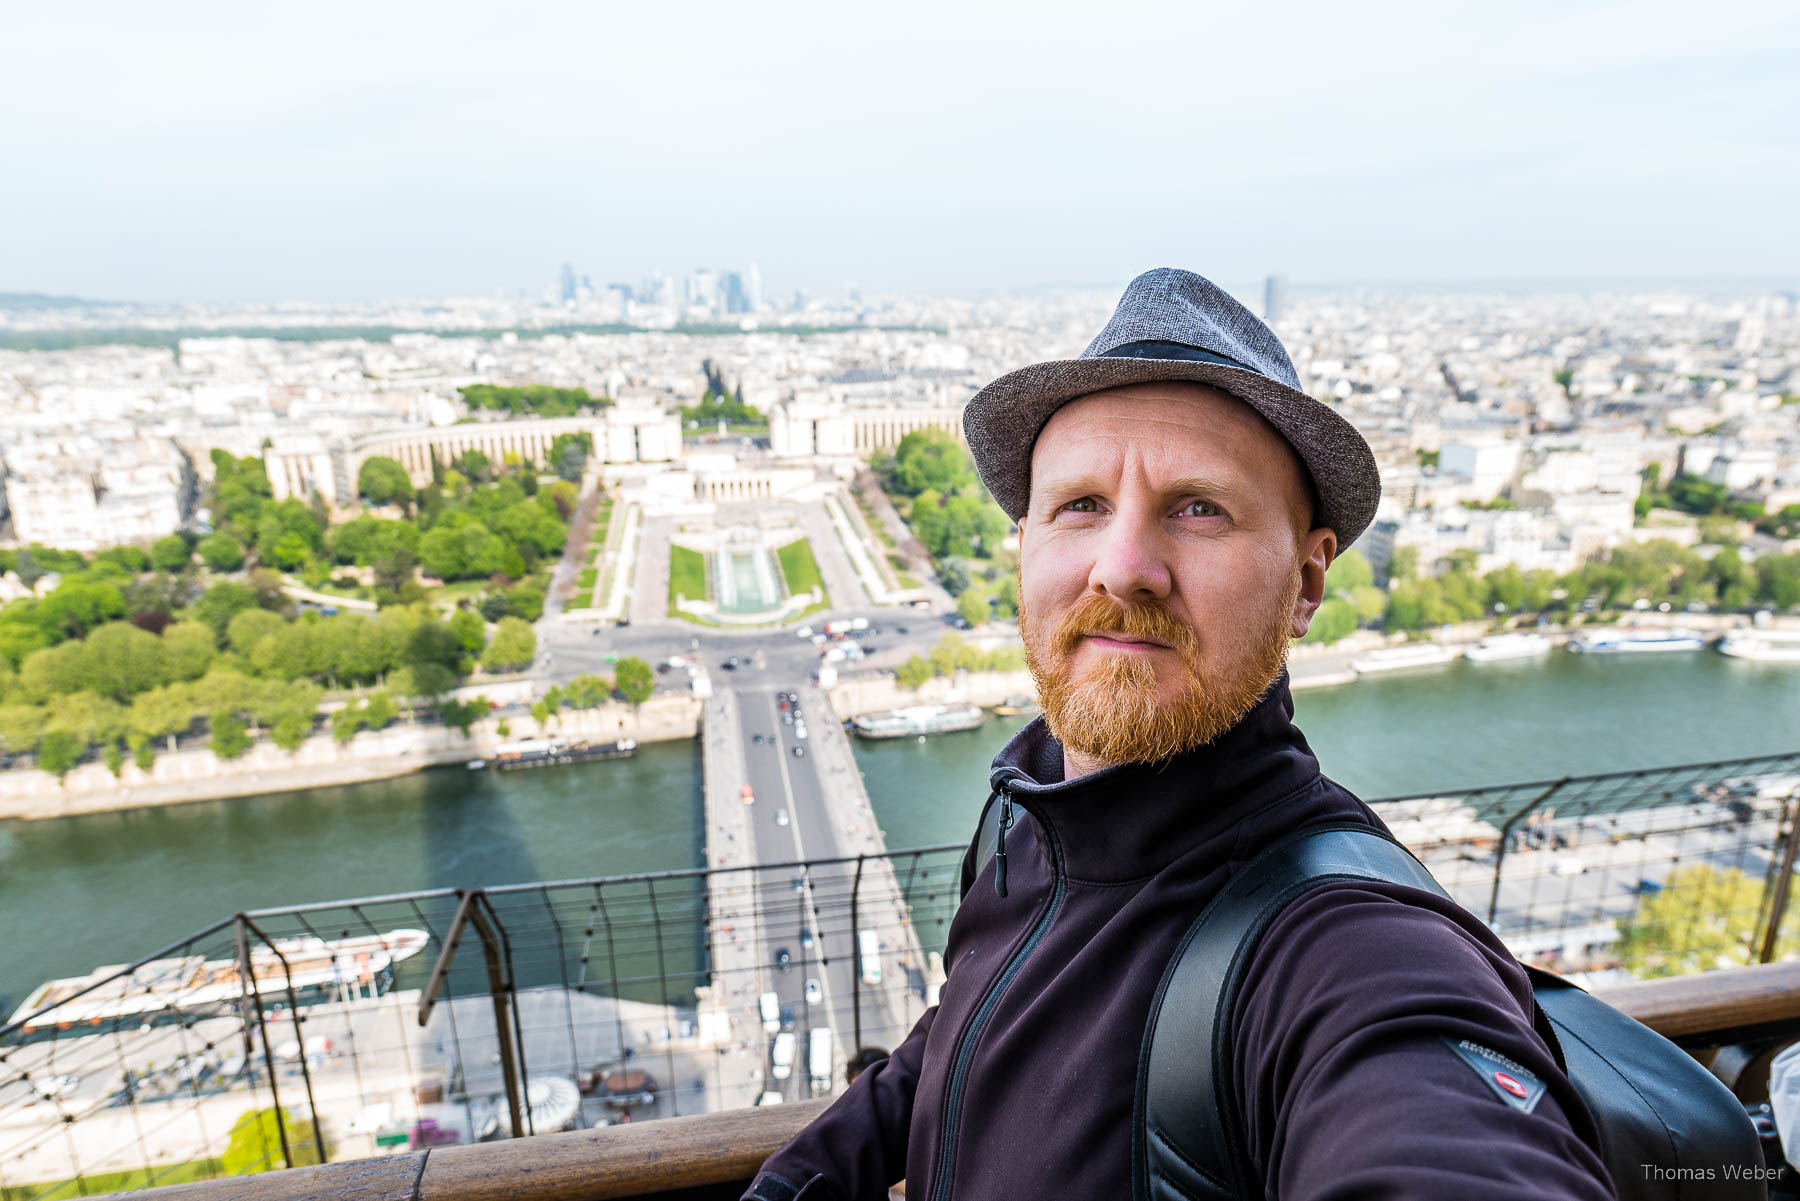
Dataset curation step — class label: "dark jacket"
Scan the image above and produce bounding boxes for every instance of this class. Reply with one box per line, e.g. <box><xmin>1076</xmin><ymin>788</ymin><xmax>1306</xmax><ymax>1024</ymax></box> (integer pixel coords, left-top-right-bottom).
<box><xmin>745</xmin><ymin>677</ymin><xmax>1613</xmax><ymax>1201</ymax></box>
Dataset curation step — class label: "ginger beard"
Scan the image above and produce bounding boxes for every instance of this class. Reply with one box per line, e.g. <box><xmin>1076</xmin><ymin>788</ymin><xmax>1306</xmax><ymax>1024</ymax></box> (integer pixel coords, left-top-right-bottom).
<box><xmin>1020</xmin><ymin>564</ymin><xmax>1302</xmax><ymax>765</ymax></box>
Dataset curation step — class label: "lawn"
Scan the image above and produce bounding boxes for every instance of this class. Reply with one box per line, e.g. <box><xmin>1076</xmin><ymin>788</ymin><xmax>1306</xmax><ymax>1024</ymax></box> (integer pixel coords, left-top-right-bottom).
<box><xmin>776</xmin><ymin>538</ymin><xmax>825</xmax><ymax>598</ymax></box>
<box><xmin>577</xmin><ymin>567</ymin><xmax>598</xmax><ymax>590</ymax></box>
<box><xmin>668</xmin><ymin>544</ymin><xmax>709</xmax><ymax>615</ymax></box>
<box><xmin>5</xmin><ymin>1158</ymin><xmax>227</xmax><ymax>1199</ymax></box>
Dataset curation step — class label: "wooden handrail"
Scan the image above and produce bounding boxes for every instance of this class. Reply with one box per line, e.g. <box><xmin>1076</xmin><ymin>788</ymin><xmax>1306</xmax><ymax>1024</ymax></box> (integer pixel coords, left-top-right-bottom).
<box><xmin>101</xmin><ymin>962</ymin><xmax>1800</xmax><ymax>1201</ymax></box>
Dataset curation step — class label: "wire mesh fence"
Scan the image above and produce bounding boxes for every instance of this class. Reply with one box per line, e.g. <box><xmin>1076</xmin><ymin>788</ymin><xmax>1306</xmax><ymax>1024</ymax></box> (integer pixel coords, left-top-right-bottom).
<box><xmin>3</xmin><ymin>751</ymin><xmax>1798</xmax><ymax>1197</ymax></box>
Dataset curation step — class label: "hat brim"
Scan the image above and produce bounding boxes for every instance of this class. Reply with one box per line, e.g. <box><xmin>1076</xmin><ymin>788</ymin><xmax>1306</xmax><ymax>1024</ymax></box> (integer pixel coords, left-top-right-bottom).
<box><xmin>962</xmin><ymin>357</ymin><xmax>1381</xmax><ymax>548</ymax></box>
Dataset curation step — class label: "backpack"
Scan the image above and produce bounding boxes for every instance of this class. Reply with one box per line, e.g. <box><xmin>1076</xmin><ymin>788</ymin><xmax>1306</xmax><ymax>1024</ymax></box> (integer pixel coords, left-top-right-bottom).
<box><xmin>962</xmin><ymin>806</ymin><xmax>1764</xmax><ymax>1201</ymax></box>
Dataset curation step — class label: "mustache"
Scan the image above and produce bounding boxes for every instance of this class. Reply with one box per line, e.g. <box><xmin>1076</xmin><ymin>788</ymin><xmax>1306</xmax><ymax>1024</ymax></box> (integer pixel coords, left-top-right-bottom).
<box><xmin>1049</xmin><ymin>595</ymin><xmax>1201</xmax><ymax>665</ymax></box>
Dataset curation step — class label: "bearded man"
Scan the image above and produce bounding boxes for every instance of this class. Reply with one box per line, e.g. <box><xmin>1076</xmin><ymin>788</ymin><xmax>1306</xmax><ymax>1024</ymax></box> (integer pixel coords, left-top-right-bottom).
<box><xmin>744</xmin><ymin>270</ymin><xmax>1611</xmax><ymax>1201</ymax></box>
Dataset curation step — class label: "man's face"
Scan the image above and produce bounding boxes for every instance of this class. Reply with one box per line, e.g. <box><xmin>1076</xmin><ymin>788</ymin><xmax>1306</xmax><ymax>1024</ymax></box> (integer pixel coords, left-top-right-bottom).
<box><xmin>1017</xmin><ymin>383</ymin><xmax>1336</xmax><ymax>768</ymax></box>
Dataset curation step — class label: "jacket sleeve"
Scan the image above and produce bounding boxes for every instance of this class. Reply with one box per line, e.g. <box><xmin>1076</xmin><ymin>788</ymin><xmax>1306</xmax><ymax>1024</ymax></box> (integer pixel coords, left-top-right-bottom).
<box><xmin>1232</xmin><ymin>881</ymin><xmax>1614</xmax><ymax>1201</ymax></box>
<box><xmin>741</xmin><ymin>1004</ymin><xmax>935</xmax><ymax>1201</ymax></box>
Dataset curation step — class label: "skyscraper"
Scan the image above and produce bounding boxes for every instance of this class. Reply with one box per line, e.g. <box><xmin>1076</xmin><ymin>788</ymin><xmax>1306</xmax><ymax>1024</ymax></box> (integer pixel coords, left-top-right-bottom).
<box><xmin>560</xmin><ymin>262</ymin><xmax>578</xmax><ymax>304</ymax></box>
<box><xmin>1264</xmin><ymin>275</ymin><xmax>1286</xmax><ymax>324</ymax></box>
<box><xmin>745</xmin><ymin>262</ymin><xmax>763</xmax><ymax>311</ymax></box>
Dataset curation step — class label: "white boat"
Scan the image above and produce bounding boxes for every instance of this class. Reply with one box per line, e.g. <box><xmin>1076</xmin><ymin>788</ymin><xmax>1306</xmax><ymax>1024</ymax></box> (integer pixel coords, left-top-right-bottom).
<box><xmin>852</xmin><ymin>703</ymin><xmax>986</xmax><ymax>740</ymax></box>
<box><xmin>1718</xmin><ymin>631</ymin><xmax>1800</xmax><ymax>663</ymax></box>
<box><xmin>9</xmin><ymin>929</ymin><xmax>431</xmax><ymax>1032</ymax></box>
<box><xmin>1463</xmin><ymin>633</ymin><xmax>1553</xmax><ymax>663</ymax></box>
<box><xmin>1349</xmin><ymin>643</ymin><xmax>1461</xmax><ymax>674</ymax></box>
<box><xmin>1568</xmin><ymin>629</ymin><xmax>1708</xmax><ymax>654</ymax></box>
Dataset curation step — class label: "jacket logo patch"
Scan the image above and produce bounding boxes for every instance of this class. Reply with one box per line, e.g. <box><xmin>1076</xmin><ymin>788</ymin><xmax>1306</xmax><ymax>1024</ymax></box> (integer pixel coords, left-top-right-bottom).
<box><xmin>1441</xmin><ymin>1036</ymin><xmax>1546</xmax><ymax>1114</ymax></box>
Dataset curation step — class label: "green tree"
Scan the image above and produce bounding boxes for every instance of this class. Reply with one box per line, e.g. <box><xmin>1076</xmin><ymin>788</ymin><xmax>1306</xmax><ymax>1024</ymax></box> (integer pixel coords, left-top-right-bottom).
<box><xmin>613</xmin><ymin>655</ymin><xmax>654</xmax><ymax>708</ymax></box>
<box><xmin>548</xmin><ymin>432</ymin><xmax>593</xmax><ymax>482</ymax></box>
<box><xmin>482</xmin><ymin>617</ymin><xmax>537</xmax><ymax>672</ymax></box>
<box><xmin>1616</xmin><ymin>864</ymin><xmax>1773</xmax><ymax>979</ymax></box>
<box><xmin>228</xmin><ymin>608</ymin><xmax>286</xmax><ymax>654</ymax></box>
<box><xmin>128</xmin><ymin>731</ymin><xmax>155</xmax><ymax>771</ymax></box>
<box><xmin>103</xmin><ymin>740</ymin><xmax>126</xmax><ymax>777</ymax></box>
<box><xmin>895</xmin><ymin>656</ymin><xmax>933</xmax><ymax>689</ymax></box>
<box><xmin>151</xmin><ymin>535</ymin><xmax>192</xmax><ymax>573</ymax></box>
<box><xmin>889</xmin><ymin>430</ymin><xmax>973</xmax><ymax>497</ymax></box>
<box><xmin>1325</xmin><ymin>549</ymin><xmax>1374</xmax><ymax>594</ymax></box>
<box><xmin>363</xmin><ymin>691</ymin><xmax>398</xmax><ymax>730</ymax></box>
<box><xmin>357</xmin><ymin>456</ymin><xmax>415</xmax><ymax>510</ymax></box>
<box><xmin>270</xmin><ymin>711</ymin><xmax>312</xmax><ymax>750</ymax></box>
<box><xmin>564</xmin><ymin>673</ymin><xmax>611</xmax><ymax>708</ymax></box>
<box><xmin>220</xmin><ymin>1107</ymin><xmax>325</xmax><ymax>1176</ymax></box>
<box><xmin>438</xmin><ymin>697</ymin><xmax>487</xmax><ymax>736</ymax></box>
<box><xmin>0</xmin><ymin>701</ymin><xmax>49</xmax><ymax>754</ymax></box>
<box><xmin>331</xmin><ymin>704</ymin><xmax>367</xmax><ymax>745</ymax></box>
<box><xmin>197</xmin><ymin>531</ymin><xmax>246</xmax><ymax>572</ymax></box>
<box><xmin>1300</xmin><ymin>598</ymin><xmax>1358</xmax><ymax>644</ymax></box>
<box><xmin>449</xmin><ymin>607</ymin><xmax>486</xmax><ymax>653</ymax></box>
<box><xmin>956</xmin><ymin>591</ymin><xmax>988</xmax><ymax>627</ymax></box>
<box><xmin>192</xmin><ymin>581</ymin><xmax>259</xmax><ymax>640</ymax></box>
<box><xmin>209</xmin><ymin>711</ymin><xmax>251</xmax><ymax>759</ymax></box>
<box><xmin>37</xmin><ymin>728</ymin><xmax>85</xmax><ymax>777</ymax></box>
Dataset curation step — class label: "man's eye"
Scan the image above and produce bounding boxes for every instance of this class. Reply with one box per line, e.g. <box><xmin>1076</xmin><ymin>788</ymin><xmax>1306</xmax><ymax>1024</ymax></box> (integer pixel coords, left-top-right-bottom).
<box><xmin>1182</xmin><ymin>500</ymin><xmax>1220</xmax><ymax>518</ymax></box>
<box><xmin>1061</xmin><ymin>497</ymin><xmax>1098</xmax><ymax>513</ymax></box>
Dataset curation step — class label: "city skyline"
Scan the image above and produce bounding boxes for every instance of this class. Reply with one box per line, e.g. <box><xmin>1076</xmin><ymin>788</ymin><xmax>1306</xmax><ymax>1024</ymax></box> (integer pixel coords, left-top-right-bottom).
<box><xmin>6</xmin><ymin>0</ymin><xmax>1798</xmax><ymax>304</ymax></box>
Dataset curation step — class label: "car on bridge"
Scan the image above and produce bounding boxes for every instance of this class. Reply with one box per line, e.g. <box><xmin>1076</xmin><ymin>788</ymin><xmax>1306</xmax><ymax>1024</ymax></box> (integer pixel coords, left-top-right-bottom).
<box><xmin>776</xmin><ymin>947</ymin><xmax>792</xmax><ymax>973</ymax></box>
<box><xmin>741</xmin><ymin>785</ymin><xmax>755</xmax><ymax>805</ymax></box>
<box><xmin>793</xmin><ymin>746</ymin><xmax>806</xmax><ymax>758</ymax></box>
<box><xmin>805</xmin><ymin>977</ymin><xmax>822</xmax><ymax>1006</ymax></box>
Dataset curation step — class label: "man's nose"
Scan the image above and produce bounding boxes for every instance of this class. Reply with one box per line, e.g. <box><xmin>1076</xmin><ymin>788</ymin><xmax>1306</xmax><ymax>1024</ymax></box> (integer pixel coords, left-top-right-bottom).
<box><xmin>1087</xmin><ymin>505</ymin><xmax>1172</xmax><ymax>601</ymax></box>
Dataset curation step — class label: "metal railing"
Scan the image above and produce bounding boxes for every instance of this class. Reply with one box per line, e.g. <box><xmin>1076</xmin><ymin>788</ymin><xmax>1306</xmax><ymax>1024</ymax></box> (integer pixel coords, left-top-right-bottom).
<box><xmin>2</xmin><ymin>751</ymin><xmax>1798</xmax><ymax>1198</ymax></box>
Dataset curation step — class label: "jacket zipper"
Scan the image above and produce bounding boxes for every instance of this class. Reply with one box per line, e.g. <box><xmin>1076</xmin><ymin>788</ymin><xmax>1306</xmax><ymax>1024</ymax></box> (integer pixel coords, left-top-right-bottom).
<box><xmin>931</xmin><ymin>778</ymin><xmax>1065</xmax><ymax>1201</ymax></box>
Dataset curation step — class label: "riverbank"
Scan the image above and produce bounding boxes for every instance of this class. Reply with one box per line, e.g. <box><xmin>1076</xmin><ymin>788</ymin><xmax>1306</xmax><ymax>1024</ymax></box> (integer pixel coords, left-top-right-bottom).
<box><xmin>0</xmin><ymin>693</ymin><xmax>703</xmax><ymax>822</ymax></box>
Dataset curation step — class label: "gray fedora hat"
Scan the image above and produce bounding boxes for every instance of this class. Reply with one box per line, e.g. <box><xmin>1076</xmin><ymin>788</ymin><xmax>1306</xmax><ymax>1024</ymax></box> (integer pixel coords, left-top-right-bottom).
<box><xmin>963</xmin><ymin>268</ymin><xmax>1381</xmax><ymax>547</ymax></box>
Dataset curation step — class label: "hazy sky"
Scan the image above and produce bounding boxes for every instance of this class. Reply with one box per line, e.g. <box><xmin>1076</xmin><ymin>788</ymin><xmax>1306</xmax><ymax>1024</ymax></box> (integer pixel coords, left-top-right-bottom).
<box><xmin>7</xmin><ymin>0</ymin><xmax>1798</xmax><ymax>304</ymax></box>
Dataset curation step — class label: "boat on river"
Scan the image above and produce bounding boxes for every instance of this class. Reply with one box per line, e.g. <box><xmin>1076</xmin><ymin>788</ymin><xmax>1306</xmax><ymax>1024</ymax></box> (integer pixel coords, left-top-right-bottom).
<box><xmin>852</xmin><ymin>704</ymin><xmax>986</xmax><ymax>740</ymax></box>
<box><xmin>475</xmin><ymin>738</ymin><xmax>638</xmax><ymax>771</ymax></box>
<box><xmin>992</xmin><ymin>695</ymin><xmax>1040</xmax><ymax>717</ymax></box>
<box><xmin>1568</xmin><ymin>629</ymin><xmax>1709</xmax><ymax>654</ymax></box>
<box><xmin>1463</xmin><ymin>633</ymin><xmax>1553</xmax><ymax>663</ymax></box>
<box><xmin>8</xmin><ymin>929</ymin><xmax>430</xmax><ymax>1033</ymax></box>
<box><xmin>1718</xmin><ymin>631</ymin><xmax>1800</xmax><ymax>663</ymax></box>
<box><xmin>1349</xmin><ymin>643</ymin><xmax>1461</xmax><ymax>674</ymax></box>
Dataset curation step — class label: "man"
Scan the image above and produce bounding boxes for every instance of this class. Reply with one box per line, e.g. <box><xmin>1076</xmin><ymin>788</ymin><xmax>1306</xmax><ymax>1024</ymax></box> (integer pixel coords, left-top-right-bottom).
<box><xmin>744</xmin><ymin>270</ymin><xmax>1612</xmax><ymax>1200</ymax></box>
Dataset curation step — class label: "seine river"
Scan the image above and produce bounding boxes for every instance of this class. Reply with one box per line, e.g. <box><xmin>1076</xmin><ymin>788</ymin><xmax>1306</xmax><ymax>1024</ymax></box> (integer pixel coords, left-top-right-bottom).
<box><xmin>3</xmin><ymin>651</ymin><xmax>1797</xmax><ymax>1010</ymax></box>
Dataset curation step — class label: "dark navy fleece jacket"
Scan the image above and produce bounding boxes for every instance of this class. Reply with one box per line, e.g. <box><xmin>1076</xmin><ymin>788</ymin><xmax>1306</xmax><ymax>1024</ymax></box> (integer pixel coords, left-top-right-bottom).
<box><xmin>745</xmin><ymin>677</ymin><xmax>1613</xmax><ymax>1201</ymax></box>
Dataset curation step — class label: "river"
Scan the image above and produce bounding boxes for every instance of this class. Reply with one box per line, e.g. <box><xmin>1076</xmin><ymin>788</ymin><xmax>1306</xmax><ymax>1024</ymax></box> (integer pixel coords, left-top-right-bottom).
<box><xmin>3</xmin><ymin>650</ymin><xmax>1797</xmax><ymax>1009</ymax></box>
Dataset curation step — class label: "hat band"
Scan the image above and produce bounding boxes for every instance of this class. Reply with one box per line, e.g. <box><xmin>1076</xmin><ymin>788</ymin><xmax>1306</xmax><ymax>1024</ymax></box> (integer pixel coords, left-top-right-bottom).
<box><xmin>1100</xmin><ymin>339</ymin><xmax>1253</xmax><ymax>373</ymax></box>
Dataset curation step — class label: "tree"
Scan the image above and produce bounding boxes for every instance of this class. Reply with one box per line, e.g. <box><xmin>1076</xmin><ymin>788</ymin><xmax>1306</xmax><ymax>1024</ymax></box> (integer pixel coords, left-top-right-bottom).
<box><xmin>331</xmin><ymin>704</ymin><xmax>367</xmax><ymax>745</ymax></box>
<box><xmin>438</xmin><ymin>697</ymin><xmax>487</xmax><ymax>736</ymax></box>
<box><xmin>548</xmin><ymin>432</ymin><xmax>593</xmax><ymax>482</ymax></box>
<box><xmin>364</xmin><ymin>691</ymin><xmax>398</xmax><ymax>730</ymax></box>
<box><xmin>227</xmin><ymin>608</ymin><xmax>286</xmax><ymax>653</ymax></box>
<box><xmin>482</xmin><ymin>617</ymin><xmax>537</xmax><ymax>673</ymax></box>
<box><xmin>357</xmin><ymin>456</ymin><xmax>415</xmax><ymax>510</ymax></box>
<box><xmin>37</xmin><ymin>729</ymin><xmax>84</xmax><ymax>777</ymax></box>
<box><xmin>151</xmin><ymin>535</ymin><xmax>192</xmax><ymax>573</ymax></box>
<box><xmin>613</xmin><ymin>656</ymin><xmax>654</xmax><ymax>708</ymax></box>
<box><xmin>0</xmin><ymin>701</ymin><xmax>49</xmax><ymax>755</ymax></box>
<box><xmin>198</xmin><ymin>532</ymin><xmax>246</xmax><ymax>572</ymax></box>
<box><xmin>890</xmin><ymin>430</ymin><xmax>973</xmax><ymax>497</ymax></box>
<box><xmin>956</xmin><ymin>591</ymin><xmax>989</xmax><ymax>628</ymax></box>
<box><xmin>209</xmin><ymin>711</ymin><xmax>251</xmax><ymax>759</ymax></box>
<box><xmin>1325</xmin><ymin>549</ymin><xmax>1374</xmax><ymax>594</ymax></box>
<box><xmin>103</xmin><ymin>741</ymin><xmax>126</xmax><ymax>777</ymax></box>
<box><xmin>192</xmin><ymin>581</ymin><xmax>259</xmax><ymax>639</ymax></box>
<box><xmin>270</xmin><ymin>711</ymin><xmax>312</xmax><ymax>750</ymax></box>
<box><xmin>565</xmin><ymin>673</ymin><xmax>611</xmax><ymax>709</ymax></box>
<box><xmin>1300</xmin><ymin>598</ymin><xmax>1358</xmax><ymax>644</ymax></box>
<box><xmin>1616</xmin><ymin>864</ymin><xmax>1774</xmax><ymax>979</ymax></box>
<box><xmin>449</xmin><ymin>607</ymin><xmax>486</xmax><ymax>653</ymax></box>
<box><xmin>895</xmin><ymin>656</ymin><xmax>934</xmax><ymax>689</ymax></box>
<box><xmin>221</xmin><ymin>1107</ymin><xmax>325</xmax><ymax>1176</ymax></box>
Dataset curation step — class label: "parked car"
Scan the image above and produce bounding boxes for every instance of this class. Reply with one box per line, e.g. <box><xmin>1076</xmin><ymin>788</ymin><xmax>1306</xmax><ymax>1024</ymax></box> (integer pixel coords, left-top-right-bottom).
<box><xmin>776</xmin><ymin>808</ymin><xmax>789</xmax><ymax>826</ymax></box>
<box><xmin>800</xmin><ymin>926</ymin><xmax>814</xmax><ymax>950</ymax></box>
<box><xmin>804</xmin><ymin>977</ymin><xmax>823</xmax><ymax>1006</ymax></box>
<box><xmin>793</xmin><ymin>745</ymin><xmax>806</xmax><ymax>758</ymax></box>
<box><xmin>775</xmin><ymin>947</ymin><xmax>792</xmax><ymax>973</ymax></box>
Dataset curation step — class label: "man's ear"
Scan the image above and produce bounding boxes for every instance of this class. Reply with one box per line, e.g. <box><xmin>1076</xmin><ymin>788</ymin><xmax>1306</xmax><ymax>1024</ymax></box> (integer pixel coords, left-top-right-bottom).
<box><xmin>1289</xmin><ymin>528</ymin><xmax>1338</xmax><ymax>639</ymax></box>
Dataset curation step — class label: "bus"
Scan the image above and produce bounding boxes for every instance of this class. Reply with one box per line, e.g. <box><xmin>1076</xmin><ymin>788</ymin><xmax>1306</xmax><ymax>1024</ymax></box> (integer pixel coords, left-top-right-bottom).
<box><xmin>858</xmin><ymin>929</ymin><xmax>881</xmax><ymax>986</ymax></box>
<box><xmin>809</xmin><ymin>1027</ymin><xmax>835</xmax><ymax>1094</ymax></box>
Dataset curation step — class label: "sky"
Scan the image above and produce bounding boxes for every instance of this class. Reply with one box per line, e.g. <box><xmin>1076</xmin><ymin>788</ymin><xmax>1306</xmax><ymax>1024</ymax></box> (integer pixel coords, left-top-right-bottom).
<box><xmin>6</xmin><ymin>0</ymin><xmax>1799</xmax><ymax>304</ymax></box>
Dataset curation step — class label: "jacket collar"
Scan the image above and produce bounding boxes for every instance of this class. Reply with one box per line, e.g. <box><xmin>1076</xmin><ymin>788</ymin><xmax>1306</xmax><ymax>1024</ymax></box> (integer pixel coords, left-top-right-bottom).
<box><xmin>987</xmin><ymin>671</ymin><xmax>1321</xmax><ymax>882</ymax></box>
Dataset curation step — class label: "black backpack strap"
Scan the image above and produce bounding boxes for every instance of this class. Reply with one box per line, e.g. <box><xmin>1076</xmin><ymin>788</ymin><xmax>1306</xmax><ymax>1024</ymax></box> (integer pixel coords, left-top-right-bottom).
<box><xmin>1133</xmin><ymin>822</ymin><xmax>1449</xmax><ymax>1201</ymax></box>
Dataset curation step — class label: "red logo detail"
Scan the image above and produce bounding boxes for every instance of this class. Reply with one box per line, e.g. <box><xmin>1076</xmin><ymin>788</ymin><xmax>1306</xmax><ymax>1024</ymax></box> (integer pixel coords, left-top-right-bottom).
<box><xmin>1494</xmin><ymin>1071</ymin><xmax>1528</xmax><ymax>1099</ymax></box>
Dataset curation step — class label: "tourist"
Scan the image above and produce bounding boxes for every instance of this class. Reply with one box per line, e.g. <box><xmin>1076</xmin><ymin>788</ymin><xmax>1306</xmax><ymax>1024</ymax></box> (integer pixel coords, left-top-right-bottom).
<box><xmin>741</xmin><ymin>270</ymin><xmax>1611</xmax><ymax>1200</ymax></box>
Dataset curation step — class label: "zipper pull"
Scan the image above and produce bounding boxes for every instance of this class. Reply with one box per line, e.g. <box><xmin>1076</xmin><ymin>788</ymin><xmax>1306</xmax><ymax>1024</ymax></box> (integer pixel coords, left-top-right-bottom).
<box><xmin>994</xmin><ymin>794</ymin><xmax>1014</xmax><ymax>898</ymax></box>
